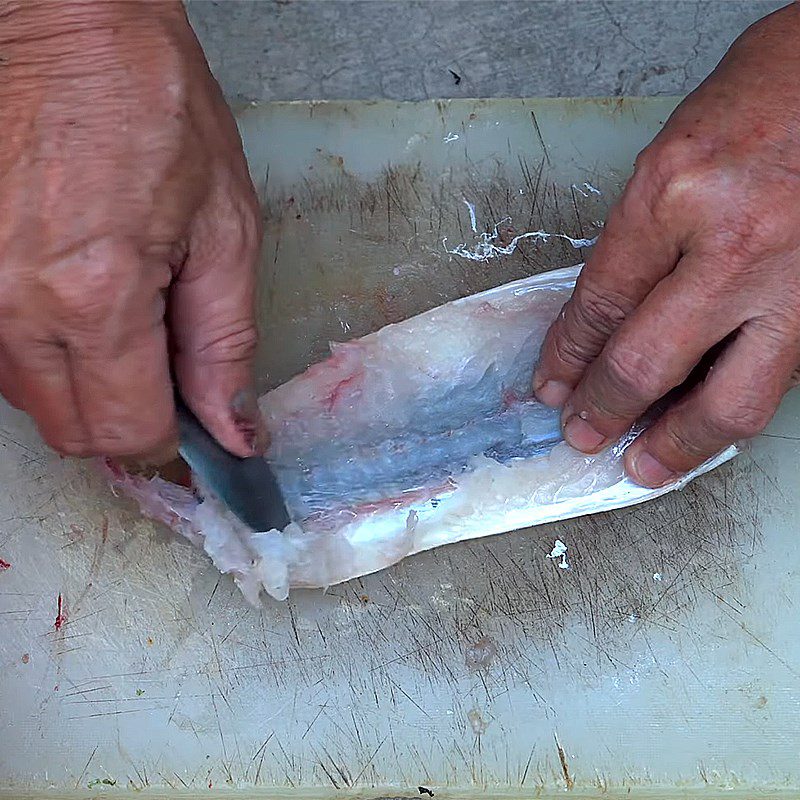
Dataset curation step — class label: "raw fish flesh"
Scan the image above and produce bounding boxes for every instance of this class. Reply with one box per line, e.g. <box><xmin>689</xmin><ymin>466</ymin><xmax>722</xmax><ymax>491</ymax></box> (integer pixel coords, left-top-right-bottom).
<box><xmin>106</xmin><ymin>264</ymin><xmax>736</xmax><ymax>603</ymax></box>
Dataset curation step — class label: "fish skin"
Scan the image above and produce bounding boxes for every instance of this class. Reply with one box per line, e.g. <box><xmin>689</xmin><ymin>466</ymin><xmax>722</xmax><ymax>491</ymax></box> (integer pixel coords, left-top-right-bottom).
<box><xmin>106</xmin><ymin>264</ymin><xmax>736</xmax><ymax>603</ymax></box>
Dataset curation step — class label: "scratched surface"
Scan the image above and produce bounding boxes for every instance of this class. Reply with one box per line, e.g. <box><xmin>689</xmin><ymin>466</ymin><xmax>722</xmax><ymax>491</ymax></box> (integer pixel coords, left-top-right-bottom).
<box><xmin>1</xmin><ymin>99</ymin><xmax>800</xmax><ymax>797</ymax></box>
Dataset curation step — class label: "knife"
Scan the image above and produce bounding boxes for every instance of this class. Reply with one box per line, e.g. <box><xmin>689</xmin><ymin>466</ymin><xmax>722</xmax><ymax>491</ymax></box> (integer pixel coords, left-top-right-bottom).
<box><xmin>174</xmin><ymin>396</ymin><xmax>291</xmax><ymax>532</ymax></box>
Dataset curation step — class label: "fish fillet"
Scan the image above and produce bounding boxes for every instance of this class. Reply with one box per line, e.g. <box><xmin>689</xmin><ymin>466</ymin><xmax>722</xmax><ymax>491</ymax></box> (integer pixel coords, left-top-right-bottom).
<box><xmin>106</xmin><ymin>265</ymin><xmax>736</xmax><ymax>603</ymax></box>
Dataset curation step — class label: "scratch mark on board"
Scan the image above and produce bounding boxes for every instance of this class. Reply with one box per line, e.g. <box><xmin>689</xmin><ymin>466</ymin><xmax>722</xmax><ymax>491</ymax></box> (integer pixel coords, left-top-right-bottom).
<box><xmin>75</xmin><ymin>745</ymin><xmax>98</xmax><ymax>789</ymax></box>
<box><xmin>530</xmin><ymin>110</ymin><xmax>551</xmax><ymax>165</ymax></box>
<box><xmin>54</xmin><ymin>593</ymin><xmax>66</xmax><ymax>631</ymax></box>
<box><xmin>555</xmin><ymin>733</ymin><xmax>574</xmax><ymax>790</ymax></box>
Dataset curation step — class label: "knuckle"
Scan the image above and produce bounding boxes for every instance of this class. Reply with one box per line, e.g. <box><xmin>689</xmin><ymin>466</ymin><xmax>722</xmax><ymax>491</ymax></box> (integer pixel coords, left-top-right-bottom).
<box><xmin>603</xmin><ymin>343</ymin><xmax>664</xmax><ymax>400</ymax></box>
<box><xmin>227</xmin><ymin>194</ymin><xmax>261</xmax><ymax>249</ymax></box>
<box><xmin>40</xmin><ymin>262</ymin><xmax>121</xmax><ymax>326</ymax></box>
<box><xmin>633</xmin><ymin>138</ymin><xmax>681</xmax><ymax>184</ymax></box>
<box><xmin>705</xmin><ymin>395</ymin><xmax>774</xmax><ymax>440</ymax></box>
<box><xmin>194</xmin><ymin>318</ymin><xmax>258</xmax><ymax>364</ymax></box>
<box><xmin>48</xmin><ymin>436</ymin><xmax>92</xmax><ymax>458</ymax></box>
<box><xmin>552</xmin><ymin>324</ymin><xmax>593</xmax><ymax>370</ymax></box>
<box><xmin>632</xmin><ymin>142</ymin><xmax>655</xmax><ymax>174</ymax></box>
<box><xmin>633</xmin><ymin>138</ymin><xmax>712</xmax><ymax>219</ymax></box>
<box><xmin>0</xmin><ymin>273</ymin><xmax>24</xmax><ymax>319</ymax></box>
<box><xmin>712</xmin><ymin>209</ymin><xmax>789</xmax><ymax>261</ymax></box>
<box><xmin>212</xmin><ymin>178</ymin><xmax>263</xmax><ymax>256</ymax></box>
<box><xmin>241</xmin><ymin>195</ymin><xmax>263</xmax><ymax>248</ymax></box>
<box><xmin>660</xmin><ymin>421</ymin><xmax>709</xmax><ymax>461</ymax></box>
<box><xmin>49</xmin><ymin>404</ymin><xmax>176</xmax><ymax>460</ymax></box>
<box><xmin>550</xmin><ymin>285</ymin><xmax>633</xmax><ymax>372</ymax></box>
<box><xmin>571</xmin><ymin>284</ymin><xmax>632</xmax><ymax>340</ymax></box>
<box><xmin>36</xmin><ymin>420</ymin><xmax>90</xmax><ymax>457</ymax></box>
<box><xmin>658</xmin><ymin>167</ymin><xmax>707</xmax><ymax>215</ymax></box>
<box><xmin>89</xmin><ymin>412</ymin><xmax>175</xmax><ymax>458</ymax></box>
<box><xmin>632</xmin><ymin>135</ymin><xmax>675</xmax><ymax>169</ymax></box>
<box><xmin>238</xmin><ymin>213</ymin><xmax>263</xmax><ymax>265</ymax></box>
<box><xmin>638</xmin><ymin>148</ymin><xmax>791</xmax><ymax>262</ymax></box>
<box><xmin>85</xmin><ymin>431</ymin><xmax>170</xmax><ymax>460</ymax></box>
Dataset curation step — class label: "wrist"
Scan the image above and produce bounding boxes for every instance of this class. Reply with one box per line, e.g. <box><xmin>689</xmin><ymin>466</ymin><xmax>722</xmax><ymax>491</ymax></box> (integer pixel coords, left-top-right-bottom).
<box><xmin>0</xmin><ymin>0</ymin><xmax>198</xmax><ymax>109</ymax></box>
<box><xmin>0</xmin><ymin>0</ymin><xmax>186</xmax><ymax>35</ymax></box>
<box><xmin>725</xmin><ymin>3</ymin><xmax>800</xmax><ymax>74</ymax></box>
<box><xmin>0</xmin><ymin>1</ymin><xmax>188</xmax><ymax>55</ymax></box>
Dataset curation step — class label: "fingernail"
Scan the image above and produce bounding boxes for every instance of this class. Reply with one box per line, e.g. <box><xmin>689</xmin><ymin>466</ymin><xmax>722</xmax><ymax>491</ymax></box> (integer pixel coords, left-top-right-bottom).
<box><xmin>628</xmin><ymin>450</ymin><xmax>677</xmax><ymax>488</ymax></box>
<box><xmin>231</xmin><ymin>388</ymin><xmax>268</xmax><ymax>455</ymax></box>
<box><xmin>563</xmin><ymin>415</ymin><xmax>609</xmax><ymax>453</ymax></box>
<box><xmin>534</xmin><ymin>379</ymin><xmax>571</xmax><ymax>408</ymax></box>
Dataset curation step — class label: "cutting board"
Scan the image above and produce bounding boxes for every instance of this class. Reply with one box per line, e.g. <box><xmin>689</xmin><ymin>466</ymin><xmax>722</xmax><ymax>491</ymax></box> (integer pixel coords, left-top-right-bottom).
<box><xmin>1</xmin><ymin>98</ymin><xmax>799</xmax><ymax>798</ymax></box>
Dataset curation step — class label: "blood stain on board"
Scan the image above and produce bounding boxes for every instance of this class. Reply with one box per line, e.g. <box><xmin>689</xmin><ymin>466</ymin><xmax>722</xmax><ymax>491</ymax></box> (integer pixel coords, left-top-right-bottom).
<box><xmin>0</xmin><ymin>558</ymin><xmax>10</xmax><ymax>570</ymax></box>
<box><xmin>54</xmin><ymin>593</ymin><xmax>66</xmax><ymax>631</ymax></box>
<box><xmin>21</xmin><ymin>653</ymin><xmax>29</xmax><ymax>664</ymax></box>
<box><xmin>68</xmin><ymin>524</ymin><xmax>85</xmax><ymax>543</ymax></box>
<box><xmin>465</xmin><ymin>636</ymin><xmax>497</xmax><ymax>672</ymax></box>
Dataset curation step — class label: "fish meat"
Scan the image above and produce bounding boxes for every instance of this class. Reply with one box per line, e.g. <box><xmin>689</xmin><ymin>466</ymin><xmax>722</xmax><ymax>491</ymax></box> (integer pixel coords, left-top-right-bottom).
<box><xmin>106</xmin><ymin>264</ymin><xmax>736</xmax><ymax>603</ymax></box>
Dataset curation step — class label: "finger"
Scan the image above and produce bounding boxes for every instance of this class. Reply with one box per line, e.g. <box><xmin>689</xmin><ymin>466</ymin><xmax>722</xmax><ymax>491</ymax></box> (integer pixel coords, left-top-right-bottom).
<box><xmin>560</xmin><ymin>253</ymin><xmax>747</xmax><ymax>453</ymax></box>
<box><xmin>39</xmin><ymin>239</ymin><xmax>176</xmax><ymax>459</ymax></box>
<box><xmin>170</xmin><ymin>182</ymin><xmax>263</xmax><ymax>457</ymax></box>
<box><xmin>625</xmin><ymin>318</ymin><xmax>796</xmax><ymax>487</ymax></box>
<box><xmin>6</xmin><ymin>336</ymin><xmax>89</xmax><ymax>453</ymax></box>
<box><xmin>0</xmin><ymin>344</ymin><xmax>25</xmax><ymax>410</ymax></box>
<box><xmin>533</xmin><ymin>179</ymin><xmax>681</xmax><ymax>408</ymax></box>
<box><xmin>68</xmin><ymin>320</ymin><xmax>177</xmax><ymax>460</ymax></box>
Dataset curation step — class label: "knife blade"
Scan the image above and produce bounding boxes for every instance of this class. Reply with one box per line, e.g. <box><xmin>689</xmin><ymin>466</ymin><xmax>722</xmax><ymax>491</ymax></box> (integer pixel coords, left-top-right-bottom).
<box><xmin>174</xmin><ymin>396</ymin><xmax>291</xmax><ymax>532</ymax></box>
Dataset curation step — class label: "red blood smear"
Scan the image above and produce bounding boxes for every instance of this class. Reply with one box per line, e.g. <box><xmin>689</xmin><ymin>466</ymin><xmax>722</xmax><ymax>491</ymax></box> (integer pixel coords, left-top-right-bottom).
<box><xmin>347</xmin><ymin>478</ymin><xmax>456</xmax><ymax>518</ymax></box>
<box><xmin>324</xmin><ymin>372</ymin><xmax>361</xmax><ymax>412</ymax></box>
<box><xmin>501</xmin><ymin>389</ymin><xmax>519</xmax><ymax>408</ymax></box>
<box><xmin>104</xmin><ymin>458</ymin><xmax>125</xmax><ymax>480</ymax></box>
<box><xmin>54</xmin><ymin>593</ymin><xmax>66</xmax><ymax>631</ymax></box>
<box><xmin>0</xmin><ymin>559</ymin><xmax>10</xmax><ymax>571</ymax></box>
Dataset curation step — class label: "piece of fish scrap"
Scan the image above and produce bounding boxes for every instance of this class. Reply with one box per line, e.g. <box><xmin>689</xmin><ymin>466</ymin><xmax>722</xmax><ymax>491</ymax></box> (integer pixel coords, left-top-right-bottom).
<box><xmin>105</xmin><ymin>264</ymin><xmax>736</xmax><ymax>603</ymax></box>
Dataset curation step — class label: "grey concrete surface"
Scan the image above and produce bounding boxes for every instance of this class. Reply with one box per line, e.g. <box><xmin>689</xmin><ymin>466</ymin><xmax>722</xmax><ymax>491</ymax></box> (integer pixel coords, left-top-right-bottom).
<box><xmin>186</xmin><ymin>0</ymin><xmax>787</xmax><ymax>104</ymax></box>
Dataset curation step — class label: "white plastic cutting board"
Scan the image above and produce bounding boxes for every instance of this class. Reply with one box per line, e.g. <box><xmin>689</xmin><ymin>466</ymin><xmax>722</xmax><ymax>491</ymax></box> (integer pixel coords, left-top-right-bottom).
<box><xmin>1</xmin><ymin>99</ymin><xmax>799</xmax><ymax>798</ymax></box>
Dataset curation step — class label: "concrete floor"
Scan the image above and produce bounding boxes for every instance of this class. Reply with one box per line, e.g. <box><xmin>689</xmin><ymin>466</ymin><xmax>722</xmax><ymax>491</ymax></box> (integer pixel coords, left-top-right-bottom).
<box><xmin>186</xmin><ymin>0</ymin><xmax>786</xmax><ymax>104</ymax></box>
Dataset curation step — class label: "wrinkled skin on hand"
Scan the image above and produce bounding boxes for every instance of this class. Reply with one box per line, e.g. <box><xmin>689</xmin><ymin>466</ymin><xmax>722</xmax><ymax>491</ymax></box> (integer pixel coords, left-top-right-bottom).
<box><xmin>0</xmin><ymin>1</ymin><xmax>263</xmax><ymax>461</ymax></box>
<box><xmin>533</xmin><ymin>3</ymin><xmax>800</xmax><ymax>488</ymax></box>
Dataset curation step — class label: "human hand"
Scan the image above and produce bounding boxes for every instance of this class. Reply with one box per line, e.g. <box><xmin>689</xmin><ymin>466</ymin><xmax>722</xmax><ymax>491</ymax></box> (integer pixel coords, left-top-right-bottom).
<box><xmin>533</xmin><ymin>4</ymin><xmax>800</xmax><ymax>488</ymax></box>
<box><xmin>0</xmin><ymin>0</ymin><xmax>263</xmax><ymax>462</ymax></box>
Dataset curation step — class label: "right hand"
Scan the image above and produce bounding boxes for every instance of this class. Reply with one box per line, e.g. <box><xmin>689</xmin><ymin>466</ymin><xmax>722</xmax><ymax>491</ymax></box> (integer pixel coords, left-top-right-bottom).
<box><xmin>0</xmin><ymin>0</ymin><xmax>264</xmax><ymax>462</ymax></box>
<box><xmin>533</xmin><ymin>4</ymin><xmax>800</xmax><ymax>488</ymax></box>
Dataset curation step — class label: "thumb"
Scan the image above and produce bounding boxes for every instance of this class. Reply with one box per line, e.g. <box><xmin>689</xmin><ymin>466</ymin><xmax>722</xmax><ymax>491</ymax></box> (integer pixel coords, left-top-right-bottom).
<box><xmin>169</xmin><ymin>186</ymin><xmax>264</xmax><ymax>457</ymax></box>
